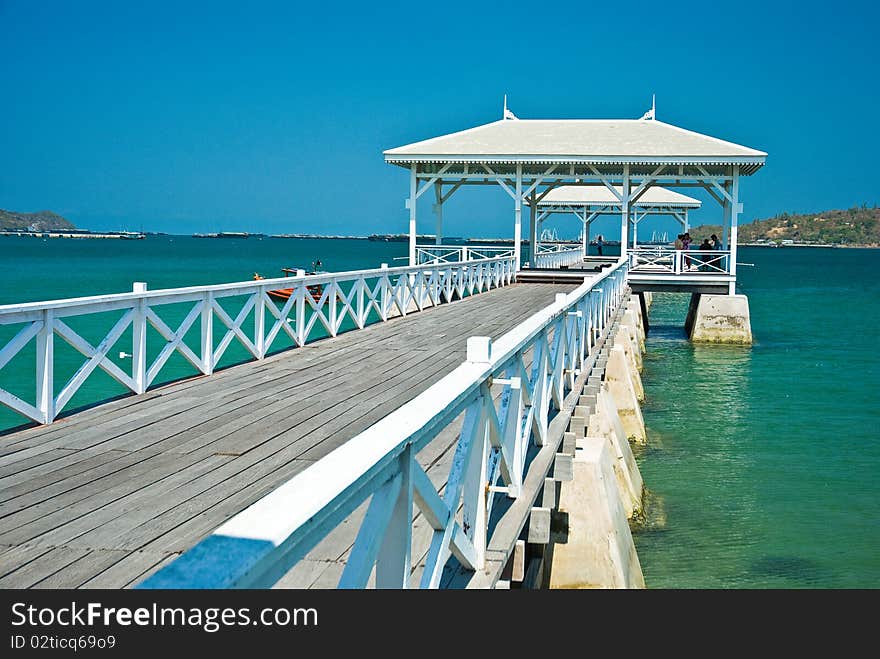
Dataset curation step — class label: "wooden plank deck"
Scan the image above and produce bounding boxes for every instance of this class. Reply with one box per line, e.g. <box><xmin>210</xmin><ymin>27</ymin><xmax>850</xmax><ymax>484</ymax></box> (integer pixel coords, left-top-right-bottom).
<box><xmin>0</xmin><ymin>282</ymin><xmax>573</xmax><ymax>589</ymax></box>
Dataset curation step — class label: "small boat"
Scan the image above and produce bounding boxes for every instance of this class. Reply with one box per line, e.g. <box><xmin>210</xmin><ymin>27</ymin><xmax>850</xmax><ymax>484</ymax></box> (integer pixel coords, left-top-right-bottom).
<box><xmin>254</xmin><ymin>261</ymin><xmax>329</xmax><ymax>303</ymax></box>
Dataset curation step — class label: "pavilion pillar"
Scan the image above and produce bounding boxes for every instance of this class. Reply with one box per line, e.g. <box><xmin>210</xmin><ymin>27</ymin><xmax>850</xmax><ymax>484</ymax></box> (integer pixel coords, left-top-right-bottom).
<box><xmin>620</xmin><ymin>166</ymin><xmax>630</xmax><ymax>260</ymax></box>
<box><xmin>632</xmin><ymin>211</ymin><xmax>639</xmax><ymax>250</ymax></box>
<box><xmin>581</xmin><ymin>209</ymin><xmax>588</xmax><ymax>257</ymax></box>
<box><xmin>408</xmin><ymin>164</ymin><xmax>418</xmax><ymax>266</ymax></box>
<box><xmin>528</xmin><ymin>191</ymin><xmax>537</xmax><ymax>268</ymax></box>
<box><xmin>433</xmin><ymin>181</ymin><xmax>443</xmax><ymax>246</ymax></box>
<box><xmin>721</xmin><ymin>187</ymin><xmax>731</xmax><ymax>251</ymax></box>
<box><xmin>514</xmin><ymin>164</ymin><xmax>523</xmax><ymax>271</ymax></box>
<box><xmin>728</xmin><ymin>167</ymin><xmax>741</xmax><ymax>295</ymax></box>
<box><xmin>684</xmin><ymin>210</ymin><xmax>690</xmax><ymax>233</ymax></box>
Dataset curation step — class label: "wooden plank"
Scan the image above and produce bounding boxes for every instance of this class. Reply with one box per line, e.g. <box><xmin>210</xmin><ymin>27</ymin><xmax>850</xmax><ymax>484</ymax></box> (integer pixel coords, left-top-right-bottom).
<box><xmin>0</xmin><ymin>545</ymin><xmax>90</xmax><ymax>588</ymax></box>
<box><xmin>32</xmin><ymin>548</ymin><xmax>132</xmax><ymax>589</ymax></box>
<box><xmin>81</xmin><ymin>550</ymin><xmax>178</xmax><ymax>589</ymax></box>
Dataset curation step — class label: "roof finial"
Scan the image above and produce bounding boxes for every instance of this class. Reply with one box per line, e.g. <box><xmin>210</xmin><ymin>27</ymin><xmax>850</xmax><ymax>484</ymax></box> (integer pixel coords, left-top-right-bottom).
<box><xmin>503</xmin><ymin>94</ymin><xmax>519</xmax><ymax>120</ymax></box>
<box><xmin>639</xmin><ymin>94</ymin><xmax>656</xmax><ymax>121</ymax></box>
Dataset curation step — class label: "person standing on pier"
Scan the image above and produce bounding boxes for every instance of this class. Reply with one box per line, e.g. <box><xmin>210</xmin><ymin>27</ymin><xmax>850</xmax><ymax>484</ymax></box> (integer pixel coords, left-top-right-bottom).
<box><xmin>596</xmin><ymin>234</ymin><xmax>604</xmax><ymax>256</ymax></box>
<box><xmin>711</xmin><ymin>233</ymin><xmax>722</xmax><ymax>250</ymax></box>
<box><xmin>682</xmin><ymin>233</ymin><xmax>693</xmax><ymax>270</ymax></box>
<box><xmin>699</xmin><ymin>238</ymin><xmax>713</xmax><ymax>270</ymax></box>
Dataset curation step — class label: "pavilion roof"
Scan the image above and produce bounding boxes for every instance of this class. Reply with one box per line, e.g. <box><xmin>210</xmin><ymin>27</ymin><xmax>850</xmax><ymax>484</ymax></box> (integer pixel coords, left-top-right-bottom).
<box><xmin>384</xmin><ymin>119</ymin><xmax>767</xmax><ymax>175</ymax></box>
<box><xmin>535</xmin><ymin>185</ymin><xmax>701</xmax><ymax>208</ymax></box>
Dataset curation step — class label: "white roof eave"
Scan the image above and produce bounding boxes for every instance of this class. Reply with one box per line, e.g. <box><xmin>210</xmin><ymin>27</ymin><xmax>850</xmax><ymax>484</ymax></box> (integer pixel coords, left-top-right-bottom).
<box><xmin>383</xmin><ymin>154</ymin><xmax>766</xmax><ymax>164</ymax></box>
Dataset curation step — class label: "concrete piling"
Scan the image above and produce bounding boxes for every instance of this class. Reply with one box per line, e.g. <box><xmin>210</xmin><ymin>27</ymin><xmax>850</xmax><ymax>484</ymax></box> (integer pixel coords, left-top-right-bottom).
<box><xmin>685</xmin><ymin>293</ymin><xmax>753</xmax><ymax>344</ymax></box>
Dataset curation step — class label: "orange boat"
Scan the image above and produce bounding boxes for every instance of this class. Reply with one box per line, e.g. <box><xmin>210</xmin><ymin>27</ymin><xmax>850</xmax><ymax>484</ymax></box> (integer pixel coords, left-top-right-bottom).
<box><xmin>254</xmin><ymin>262</ymin><xmax>327</xmax><ymax>303</ymax></box>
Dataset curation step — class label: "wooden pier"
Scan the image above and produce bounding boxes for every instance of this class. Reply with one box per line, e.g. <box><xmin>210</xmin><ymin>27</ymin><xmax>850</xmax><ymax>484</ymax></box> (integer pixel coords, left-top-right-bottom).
<box><xmin>0</xmin><ymin>281</ymin><xmax>570</xmax><ymax>588</ymax></box>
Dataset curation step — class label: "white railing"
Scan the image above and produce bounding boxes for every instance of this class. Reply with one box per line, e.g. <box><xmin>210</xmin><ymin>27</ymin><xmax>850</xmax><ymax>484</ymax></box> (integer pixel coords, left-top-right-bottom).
<box><xmin>138</xmin><ymin>259</ymin><xmax>629</xmax><ymax>589</ymax></box>
<box><xmin>533</xmin><ymin>244</ymin><xmax>584</xmax><ymax>269</ymax></box>
<box><xmin>628</xmin><ymin>247</ymin><xmax>731</xmax><ymax>274</ymax></box>
<box><xmin>415</xmin><ymin>244</ymin><xmax>515</xmax><ymax>265</ymax></box>
<box><xmin>0</xmin><ymin>257</ymin><xmax>515</xmax><ymax>425</ymax></box>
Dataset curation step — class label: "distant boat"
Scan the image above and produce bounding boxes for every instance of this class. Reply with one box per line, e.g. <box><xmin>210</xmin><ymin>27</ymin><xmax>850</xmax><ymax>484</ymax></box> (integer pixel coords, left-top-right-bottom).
<box><xmin>217</xmin><ymin>232</ymin><xmax>249</xmax><ymax>239</ymax></box>
<box><xmin>254</xmin><ymin>261</ymin><xmax>336</xmax><ymax>303</ymax></box>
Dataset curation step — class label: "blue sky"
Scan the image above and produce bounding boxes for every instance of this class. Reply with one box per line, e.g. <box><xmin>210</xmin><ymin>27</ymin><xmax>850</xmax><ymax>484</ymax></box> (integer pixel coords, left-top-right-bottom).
<box><xmin>1</xmin><ymin>0</ymin><xmax>877</xmax><ymax>239</ymax></box>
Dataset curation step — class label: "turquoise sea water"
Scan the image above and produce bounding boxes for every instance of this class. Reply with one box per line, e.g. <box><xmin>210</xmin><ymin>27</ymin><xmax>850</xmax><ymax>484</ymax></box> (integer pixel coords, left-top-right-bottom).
<box><xmin>0</xmin><ymin>238</ymin><xmax>876</xmax><ymax>587</ymax></box>
<box><xmin>634</xmin><ymin>247</ymin><xmax>880</xmax><ymax>588</ymax></box>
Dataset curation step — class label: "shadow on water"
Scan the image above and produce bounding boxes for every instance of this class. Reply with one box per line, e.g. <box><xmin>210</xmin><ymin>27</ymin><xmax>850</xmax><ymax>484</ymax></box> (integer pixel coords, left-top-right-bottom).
<box><xmin>749</xmin><ymin>555</ymin><xmax>838</xmax><ymax>588</ymax></box>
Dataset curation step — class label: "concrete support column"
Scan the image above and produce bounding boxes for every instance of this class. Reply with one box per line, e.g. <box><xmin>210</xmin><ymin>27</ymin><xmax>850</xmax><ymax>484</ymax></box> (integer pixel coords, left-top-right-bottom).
<box><xmin>686</xmin><ymin>293</ymin><xmax>753</xmax><ymax>344</ymax></box>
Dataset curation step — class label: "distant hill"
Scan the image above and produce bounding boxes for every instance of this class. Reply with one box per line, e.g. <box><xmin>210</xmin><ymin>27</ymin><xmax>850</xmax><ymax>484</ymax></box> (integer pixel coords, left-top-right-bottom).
<box><xmin>689</xmin><ymin>206</ymin><xmax>879</xmax><ymax>246</ymax></box>
<box><xmin>0</xmin><ymin>209</ymin><xmax>78</xmax><ymax>232</ymax></box>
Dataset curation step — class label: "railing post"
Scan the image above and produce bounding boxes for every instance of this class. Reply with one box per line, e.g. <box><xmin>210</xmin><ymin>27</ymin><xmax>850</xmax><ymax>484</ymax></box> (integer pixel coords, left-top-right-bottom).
<box><xmin>462</xmin><ymin>246</ymin><xmax>468</xmax><ymax>262</ymax></box>
<box><xmin>379</xmin><ymin>263</ymin><xmax>390</xmax><ymax>320</ymax></box>
<box><xmin>132</xmin><ymin>282</ymin><xmax>148</xmax><ymax>393</ymax></box>
<box><xmin>464</xmin><ymin>339</ymin><xmax>492</xmax><ymax>570</ymax></box>
<box><xmin>254</xmin><ymin>287</ymin><xmax>265</xmax><ymax>358</ymax></box>
<box><xmin>375</xmin><ymin>444</ymin><xmax>414</xmax><ymax>588</ymax></box>
<box><xmin>356</xmin><ymin>276</ymin><xmax>365</xmax><ymax>328</ymax></box>
<box><xmin>328</xmin><ymin>279</ymin><xmax>338</xmax><ymax>336</ymax></box>
<box><xmin>295</xmin><ymin>278</ymin><xmax>306</xmax><ymax>345</ymax></box>
<box><xmin>35</xmin><ymin>309</ymin><xmax>54</xmax><ymax>424</ymax></box>
<box><xmin>201</xmin><ymin>291</ymin><xmax>214</xmax><ymax>374</ymax></box>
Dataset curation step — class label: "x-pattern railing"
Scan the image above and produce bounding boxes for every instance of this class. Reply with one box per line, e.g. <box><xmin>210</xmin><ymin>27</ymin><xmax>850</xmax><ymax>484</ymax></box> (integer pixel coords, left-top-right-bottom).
<box><xmin>415</xmin><ymin>246</ymin><xmax>464</xmax><ymax>265</ymax></box>
<box><xmin>138</xmin><ymin>260</ymin><xmax>629</xmax><ymax>589</ymax></box>
<box><xmin>466</xmin><ymin>246</ymin><xmax>515</xmax><ymax>260</ymax></box>
<box><xmin>0</xmin><ymin>257</ymin><xmax>515</xmax><ymax>425</ymax></box>
<box><xmin>629</xmin><ymin>247</ymin><xmax>730</xmax><ymax>275</ymax></box>
<box><xmin>533</xmin><ymin>244</ymin><xmax>584</xmax><ymax>269</ymax></box>
<box><xmin>681</xmin><ymin>250</ymin><xmax>730</xmax><ymax>274</ymax></box>
<box><xmin>416</xmin><ymin>245</ymin><xmax>516</xmax><ymax>265</ymax></box>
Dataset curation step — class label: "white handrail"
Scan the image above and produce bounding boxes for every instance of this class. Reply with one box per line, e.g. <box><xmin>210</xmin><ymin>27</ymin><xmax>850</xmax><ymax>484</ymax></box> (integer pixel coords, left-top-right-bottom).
<box><xmin>138</xmin><ymin>259</ymin><xmax>630</xmax><ymax>589</ymax></box>
<box><xmin>0</xmin><ymin>256</ymin><xmax>516</xmax><ymax>425</ymax></box>
<box><xmin>415</xmin><ymin>244</ymin><xmax>515</xmax><ymax>265</ymax></box>
<box><xmin>628</xmin><ymin>247</ymin><xmax>731</xmax><ymax>275</ymax></box>
<box><xmin>534</xmin><ymin>245</ymin><xmax>584</xmax><ymax>269</ymax></box>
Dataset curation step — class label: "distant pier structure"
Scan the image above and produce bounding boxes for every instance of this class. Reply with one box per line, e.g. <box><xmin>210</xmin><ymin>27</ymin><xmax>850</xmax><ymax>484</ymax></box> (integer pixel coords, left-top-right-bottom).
<box><xmin>0</xmin><ymin>106</ymin><xmax>766</xmax><ymax>590</ymax></box>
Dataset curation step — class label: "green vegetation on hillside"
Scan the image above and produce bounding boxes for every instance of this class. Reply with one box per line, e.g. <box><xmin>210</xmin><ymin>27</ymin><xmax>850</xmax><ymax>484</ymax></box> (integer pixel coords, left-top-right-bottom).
<box><xmin>689</xmin><ymin>205</ymin><xmax>879</xmax><ymax>246</ymax></box>
<box><xmin>0</xmin><ymin>209</ymin><xmax>77</xmax><ymax>232</ymax></box>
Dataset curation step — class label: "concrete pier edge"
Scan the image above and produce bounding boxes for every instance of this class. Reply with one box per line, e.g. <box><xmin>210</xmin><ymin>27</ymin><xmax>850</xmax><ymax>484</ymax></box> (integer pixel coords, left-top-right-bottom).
<box><xmin>548</xmin><ymin>291</ymin><xmax>650</xmax><ymax>589</ymax></box>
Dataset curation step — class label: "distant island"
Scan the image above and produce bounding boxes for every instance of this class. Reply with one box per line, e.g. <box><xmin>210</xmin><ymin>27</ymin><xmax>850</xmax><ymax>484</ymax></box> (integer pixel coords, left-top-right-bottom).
<box><xmin>0</xmin><ymin>209</ymin><xmax>77</xmax><ymax>232</ymax></box>
<box><xmin>689</xmin><ymin>205</ymin><xmax>878</xmax><ymax>247</ymax></box>
<box><xmin>0</xmin><ymin>208</ymin><xmax>145</xmax><ymax>239</ymax></box>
